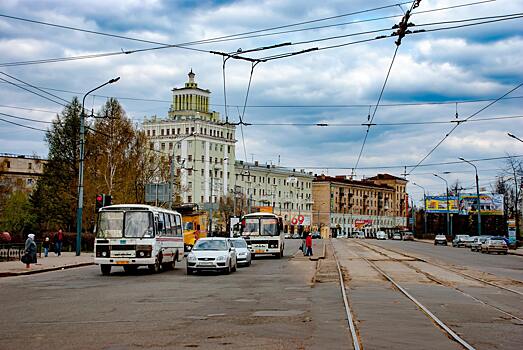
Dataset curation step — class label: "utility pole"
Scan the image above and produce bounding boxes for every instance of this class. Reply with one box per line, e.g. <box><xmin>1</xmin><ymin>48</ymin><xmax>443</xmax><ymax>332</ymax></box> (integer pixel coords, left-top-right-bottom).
<box><xmin>459</xmin><ymin>158</ymin><xmax>482</xmax><ymax>236</ymax></box>
<box><xmin>434</xmin><ymin>174</ymin><xmax>450</xmax><ymax>237</ymax></box>
<box><xmin>76</xmin><ymin>77</ymin><xmax>119</xmax><ymax>256</ymax></box>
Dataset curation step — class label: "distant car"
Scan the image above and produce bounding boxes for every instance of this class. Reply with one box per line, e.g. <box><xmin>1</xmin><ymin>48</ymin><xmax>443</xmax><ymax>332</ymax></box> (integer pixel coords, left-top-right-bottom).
<box><xmin>434</xmin><ymin>235</ymin><xmax>448</xmax><ymax>245</ymax></box>
<box><xmin>186</xmin><ymin>237</ymin><xmax>237</xmax><ymax>274</ymax></box>
<box><xmin>284</xmin><ymin>233</ymin><xmax>291</xmax><ymax>239</ymax></box>
<box><xmin>481</xmin><ymin>237</ymin><xmax>508</xmax><ymax>254</ymax></box>
<box><xmin>402</xmin><ymin>232</ymin><xmax>414</xmax><ymax>241</ymax></box>
<box><xmin>470</xmin><ymin>235</ymin><xmax>491</xmax><ymax>252</ymax></box>
<box><xmin>230</xmin><ymin>238</ymin><xmax>252</xmax><ymax>267</ymax></box>
<box><xmin>355</xmin><ymin>231</ymin><xmax>365</xmax><ymax>239</ymax></box>
<box><xmin>292</xmin><ymin>233</ymin><xmax>301</xmax><ymax>239</ymax></box>
<box><xmin>452</xmin><ymin>235</ymin><xmax>473</xmax><ymax>248</ymax></box>
<box><xmin>376</xmin><ymin>231</ymin><xmax>387</xmax><ymax>240</ymax></box>
<box><xmin>311</xmin><ymin>232</ymin><xmax>322</xmax><ymax>239</ymax></box>
<box><xmin>392</xmin><ymin>232</ymin><xmax>402</xmax><ymax>240</ymax></box>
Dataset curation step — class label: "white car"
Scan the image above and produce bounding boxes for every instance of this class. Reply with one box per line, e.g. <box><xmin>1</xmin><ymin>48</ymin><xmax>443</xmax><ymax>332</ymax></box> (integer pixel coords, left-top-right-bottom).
<box><xmin>230</xmin><ymin>238</ymin><xmax>252</xmax><ymax>267</ymax></box>
<box><xmin>376</xmin><ymin>231</ymin><xmax>387</xmax><ymax>240</ymax></box>
<box><xmin>186</xmin><ymin>238</ymin><xmax>237</xmax><ymax>274</ymax></box>
<box><xmin>434</xmin><ymin>235</ymin><xmax>448</xmax><ymax>246</ymax></box>
<box><xmin>355</xmin><ymin>231</ymin><xmax>365</xmax><ymax>239</ymax></box>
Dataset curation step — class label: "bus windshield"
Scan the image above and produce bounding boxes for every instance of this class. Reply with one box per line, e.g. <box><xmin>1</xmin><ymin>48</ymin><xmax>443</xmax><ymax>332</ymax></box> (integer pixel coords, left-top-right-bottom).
<box><xmin>242</xmin><ymin>217</ymin><xmax>279</xmax><ymax>236</ymax></box>
<box><xmin>242</xmin><ymin>218</ymin><xmax>259</xmax><ymax>236</ymax></box>
<box><xmin>96</xmin><ymin>211</ymin><xmax>154</xmax><ymax>238</ymax></box>
<box><xmin>261</xmin><ymin>218</ymin><xmax>279</xmax><ymax>236</ymax></box>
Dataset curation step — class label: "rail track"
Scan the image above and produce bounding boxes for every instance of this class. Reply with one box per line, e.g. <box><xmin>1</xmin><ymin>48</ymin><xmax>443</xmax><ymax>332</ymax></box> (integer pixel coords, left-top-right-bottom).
<box><xmin>332</xmin><ymin>239</ymin><xmax>478</xmax><ymax>350</ymax></box>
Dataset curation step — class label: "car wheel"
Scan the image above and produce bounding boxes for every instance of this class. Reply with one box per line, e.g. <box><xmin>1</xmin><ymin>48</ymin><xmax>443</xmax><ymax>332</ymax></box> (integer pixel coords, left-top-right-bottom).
<box><xmin>232</xmin><ymin>261</ymin><xmax>237</xmax><ymax>272</ymax></box>
<box><xmin>225</xmin><ymin>262</ymin><xmax>231</xmax><ymax>275</ymax></box>
<box><xmin>148</xmin><ymin>258</ymin><xmax>161</xmax><ymax>273</ymax></box>
<box><xmin>247</xmin><ymin>258</ymin><xmax>251</xmax><ymax>266</ymax></box>
<box><xmin>100</xmin><ymin>265</ymin><xmax>111</xmax><ymax>276</ymax></box>
<box><xmin>186</xmin><ymin>267</ymin><xmax>193</xmax><ymax>275</ymax></box>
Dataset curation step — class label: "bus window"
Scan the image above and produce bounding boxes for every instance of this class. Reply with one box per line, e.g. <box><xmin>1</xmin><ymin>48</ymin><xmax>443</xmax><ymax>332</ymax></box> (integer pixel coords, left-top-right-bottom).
<box><xmin>261</xmin><ymin>218</ymin><xmax>279</xmax><ymax>236</ymax></box>
<box><xmin>124</xmin><ymin>211</ymin><xmax>153</xmax><ymax>238</ymax></box>
<box><xmin>157</xmin><ymin>213</ymin><xmax>166</xmax><ymax>236</ymax></box>
<box><xmin>164</xmin><ymin>213</ymin><xmax>172</xmax><ymax>236</ymax></box>
<box><xmin>174</xmin><ymin>214</ymin><xmax>183</xmax><ymax>236</ymax></box>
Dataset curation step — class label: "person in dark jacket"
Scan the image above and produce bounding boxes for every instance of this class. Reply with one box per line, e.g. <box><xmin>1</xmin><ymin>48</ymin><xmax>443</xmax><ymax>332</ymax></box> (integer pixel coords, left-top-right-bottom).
<box><xmin>42</xmin><ymin>236</ymin><xmax>50</xmax><ymax>257</ymax></box>
<box><xmin>24</xmin><ymin>233</ymin><xmax>37</xmax><ymax>268</ymax></box>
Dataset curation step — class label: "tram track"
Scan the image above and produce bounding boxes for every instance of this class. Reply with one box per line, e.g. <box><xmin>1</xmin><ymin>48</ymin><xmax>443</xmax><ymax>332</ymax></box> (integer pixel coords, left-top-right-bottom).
<box><xmin>353</xmin><ymin>240</ymin><xmax>523</xmax><ymax>324</ymax></box>
<box><xmin>332</xmin><ymin>239</ymin><xmax>477</xmax><ymax>350</ymax></box>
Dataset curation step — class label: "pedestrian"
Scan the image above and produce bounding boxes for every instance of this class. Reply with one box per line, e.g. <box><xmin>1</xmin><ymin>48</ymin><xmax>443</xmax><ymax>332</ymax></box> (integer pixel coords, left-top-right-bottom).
<box><xmin>301</xmin><ymin>228</ymin><xmax>308</xmax><ymax>256</ymax></box>
<box><xmin>305</xmin><ymin>233</ymin><xmax>313</xmax><ymax>256</ymax></box>
<box><xmin>23</xmin><ymin>233</ymin><xmax>37</xmax><ymax>268</ymax></box>
<box><xmin>56</xmin><ymin>229</ymin><xmax>63</xmax><ymax>256</ymax></box>
<box><xmin>43</xmin><ymin>236</ymin><xmax>50</xmax><ymax>257</ymax></box>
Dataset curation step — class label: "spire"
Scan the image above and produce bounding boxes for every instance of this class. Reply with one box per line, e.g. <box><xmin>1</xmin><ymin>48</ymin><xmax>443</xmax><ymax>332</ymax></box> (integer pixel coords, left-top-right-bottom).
<box><xmin>188</xmin><ymin>69</ymin><xmax>195</xmax><ymax>83</ymax></box>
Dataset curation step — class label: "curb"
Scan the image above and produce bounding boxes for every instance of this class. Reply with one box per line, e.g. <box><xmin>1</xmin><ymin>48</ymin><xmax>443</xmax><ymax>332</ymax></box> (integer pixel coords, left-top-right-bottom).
<box><xmin>0</xmin><ymin>262</ymin><xmax>94</xmax><ymax>278</ymax></box>
<box><xmin>414</xmin><ymin>238</ymin><xmax>523</xmax><ymax>256</ymax></box>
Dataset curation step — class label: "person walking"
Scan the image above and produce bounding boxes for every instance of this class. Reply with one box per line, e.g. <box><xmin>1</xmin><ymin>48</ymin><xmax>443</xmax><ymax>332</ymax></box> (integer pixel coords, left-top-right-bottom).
<box><xmin>23</xmin><ymin>233</ymin><xmax>37</xmax><ymax>268</ymax></box>
<box><xmin>301</xmin><ymin>228</ymin><xmax>308</xmax><ymax>256</ymax></box>
<box><xmin>55</xmin><ymin>229</ymin><xmax>63</xmax><ymax>256</ymax></box>
<box><xmin>43</xmin><ymin>236</ymin><xmax>50</xmax><ymax>257</ymax></box>
<box><xmin>305</xmin><ymin>233</ymin><xmax>313</xmax><ymax>257</ymax></box>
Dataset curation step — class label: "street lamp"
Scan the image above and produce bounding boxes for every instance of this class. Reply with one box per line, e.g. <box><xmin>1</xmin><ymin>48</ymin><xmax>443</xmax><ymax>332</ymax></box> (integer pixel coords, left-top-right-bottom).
<box><xmin>208</xmin><ymin>157</ymin><xmax>227</xmax><ymax>236</ymax></box>
<box><xmin>459</xmin><ymin>157</ymin><xmax>482</xmax><ymax>236</ymax></box>
<box><xmin>76</xmin><ymin>77</ymin><xmax>120</xmax><ymax>256</ymax></box>
<box><xmin>412</xmin><ymin>182</ymin><xmax>427</xmax><ymax>235</ymax></box>
<box><xmin>433</xmin><ymin>173</ymin><xmax>450</xmax><ymax>237</ymax></box>
<box><xmin>508</xmin><ymin>133</ymin><xmax>523</xmax><ymax>143</ymax></box>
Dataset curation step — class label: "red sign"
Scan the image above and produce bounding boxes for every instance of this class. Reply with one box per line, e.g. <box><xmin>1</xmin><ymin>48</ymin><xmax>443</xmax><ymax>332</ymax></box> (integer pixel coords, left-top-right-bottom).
<box><xmin>290</xmin><ymin>215</ymin><xmax>305</xmax><ymax>225</ymax></box>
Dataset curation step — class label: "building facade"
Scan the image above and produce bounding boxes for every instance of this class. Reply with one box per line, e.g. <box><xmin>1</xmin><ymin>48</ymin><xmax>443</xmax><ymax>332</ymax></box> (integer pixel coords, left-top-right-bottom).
<box><xmin>233</xmin><ymin>161</ymin><xmax>313</xmax><ymax>230</ymax></box>
<box><xmin>143</xmin><ymin>71</ymin><xmax>236</xmax><ymax>204</ymax></box>
<box><xmin>0</xmin><ymin>153</ymin><xmax>45</xmax><ymax>194</ymax></box>
<box><xmin>312</xmin><ymin>174</ymin><xmax>408</xmax><ymax>237</ymax></box>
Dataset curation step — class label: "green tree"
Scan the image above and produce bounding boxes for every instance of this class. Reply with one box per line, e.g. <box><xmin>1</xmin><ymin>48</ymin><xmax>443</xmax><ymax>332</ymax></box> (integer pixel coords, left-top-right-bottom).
<box><xmin>31</xmin><ymin>98</ymin><xmax>82</xmax><ymax>232</ymax></box>
<box><xmin>1</xmin><ymin>191</ymin><xmax>36</xmax><ymax>239</ymax></box>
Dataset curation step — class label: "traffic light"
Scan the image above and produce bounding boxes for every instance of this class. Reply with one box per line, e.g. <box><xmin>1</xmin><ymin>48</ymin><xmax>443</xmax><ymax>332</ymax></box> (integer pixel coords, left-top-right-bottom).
<box><xmin>96</xmin><ymin>194</ymin><xmax>104</xmax><ymax>212</ymax></box>
<box><xmin>95</xmin><ymin>194</ymin><xmax>112</xmax><ymax>212</ymax></box>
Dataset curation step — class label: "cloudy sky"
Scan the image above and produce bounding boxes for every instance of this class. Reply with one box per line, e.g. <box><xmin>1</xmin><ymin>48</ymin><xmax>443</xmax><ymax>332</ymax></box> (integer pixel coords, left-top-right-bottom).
<box><xmin>0</xmin><ymin>0</ymin><xmax>522</xmax><ymax>203</ymax></box>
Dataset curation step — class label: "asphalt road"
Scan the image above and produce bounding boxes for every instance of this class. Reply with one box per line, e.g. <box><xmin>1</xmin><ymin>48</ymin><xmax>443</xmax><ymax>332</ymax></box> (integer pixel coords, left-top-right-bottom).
<box><xmin>0</xmin><ymin>239</ymin><xmax>349</xmax><ymax>350</ymax></box>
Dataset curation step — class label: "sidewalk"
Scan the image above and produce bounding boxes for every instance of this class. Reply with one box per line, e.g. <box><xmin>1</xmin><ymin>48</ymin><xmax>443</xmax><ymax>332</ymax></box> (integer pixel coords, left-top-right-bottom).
<box><xmin>292</xmin><ymin>239</ymin><xmax>326</xmax><ymax>261</ymax></box>
<box><xmin>0</xmin><ymin>252</ymin><xmax>94</xmax><ymax>277</ymax></box>
<box><xmin>413</xmin><ymin>238</ymin><xmax>523</xmax><ymax>257</ymax></box>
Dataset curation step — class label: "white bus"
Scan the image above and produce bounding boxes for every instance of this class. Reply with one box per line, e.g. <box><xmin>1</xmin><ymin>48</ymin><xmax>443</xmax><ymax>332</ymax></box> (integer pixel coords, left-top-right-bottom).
<box><xmin>94</xmin><ymin>204</ymin><xmax>184</xmax><ymax>275</ymax></box>
<box><xmin>239</xmin><ymin>212</ymin><xmax>285</xmax><ymax>258</ymax></box>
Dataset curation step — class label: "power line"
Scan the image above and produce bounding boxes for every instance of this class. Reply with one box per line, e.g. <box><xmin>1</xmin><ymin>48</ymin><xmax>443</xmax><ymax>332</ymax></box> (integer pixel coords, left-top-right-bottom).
<box><xmin>0</xmin><ymin>77</ymin><xmax>67</xmax><ymax>107</ymax></box>
<box><xmin>0</xmin><ymin>104</ymin><xmax>58</xmax><ymax>114</ymax></box>
<box><xmin>0</xmin><ymin>116</ymin><xmax>47</xmax><ymax>132</ymax></box>
<box><xmin>407</xmin><ymin>83</ymin><xmax>523</xmax><ymax>175</ymax></box>
<box><xmin>0</xmin><ymin>111</ymin><xmax>52</xmax><ymax>124</ymax></box>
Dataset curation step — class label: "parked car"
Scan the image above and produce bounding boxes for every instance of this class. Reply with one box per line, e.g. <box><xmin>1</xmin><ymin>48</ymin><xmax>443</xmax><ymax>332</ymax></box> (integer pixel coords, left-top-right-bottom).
<box><xmin>376</xmin><ymin>231</ymin><xmax>387</xmax><ymax>240</ymax></box>
<box><xmin>452</xmin><ymin>235</ymin><xmax>473</xmax><ymax>248</ymax></box>
<box><xmin>481</xmin><ymin>237</ymin><xmax>508</xmax><ymax>254</ymax></box>
<box><xmin>470</xmin><ymin>235</ymin><xmax>491</xmax><ymax>252</ymax></box>
<box><xmin>392</xmin><ymin>232</ymin><xmax>402</xmax><ymax>240</ymax></box>
<box><xmin>284</xmin><ymin>233</ymin><xmax>291</xmax><ymax>239</ymax></box>
<box><xmin>312</xmin><ymin>232</ymin><xmax>322</xmax><ymax>239</ymax></box>
<box><xmin>355</xmin><ymin>231</ymin><xmax>365</xmax><ymax>239</ymax></box>
<box><xmin>402</xmin><ymin>232</ymin><xmax>414</xmax><ymax>241</ymax></box>
<box><xmin>230</xmin><ymin>238</ymin><xmax>251</xmax><ymax>267</ymax></box>
<box><xmin>186</xmin><ymin>237</ymin><xmax>237</xmax><ymax>274</ymax></box>
<box><xmin>434</xmin><ymin>235</ymin><xmax>448</xmax><ymax>245</ymax></box>
<box><xmin>291</xmin><ymin>233</ymin><xmax>301</xmax><ymax>239</ymax></box>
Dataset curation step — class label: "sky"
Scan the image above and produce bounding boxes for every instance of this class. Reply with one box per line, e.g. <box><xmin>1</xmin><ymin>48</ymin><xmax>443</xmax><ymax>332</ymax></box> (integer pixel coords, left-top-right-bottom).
<box><xmin>0</xmin><ymin>0</ymin><xmax>522</xmax><ymax>204</ymax></box>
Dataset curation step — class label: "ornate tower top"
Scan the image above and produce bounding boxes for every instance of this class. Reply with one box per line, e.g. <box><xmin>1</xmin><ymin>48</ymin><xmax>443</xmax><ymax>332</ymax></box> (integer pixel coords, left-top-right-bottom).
<box><xmin>186</xmin><ymin>69</ymin><xmax>197</xmax><ymax>88</ymax></box>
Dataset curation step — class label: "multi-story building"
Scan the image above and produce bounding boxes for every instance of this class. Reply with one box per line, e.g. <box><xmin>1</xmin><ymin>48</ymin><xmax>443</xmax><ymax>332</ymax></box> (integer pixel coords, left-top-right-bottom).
<box><xmin>143</xmin><ymin>70</ymin><xmax>236</xmax><ymax>204</ymax></box>
<box><xmin>233</xmin><ymin>161</ymin><xmax>313</xmax><ymax>230</ymax></box>
<box><xmin>0</xmin><ymin>153</ymin><xmax>46</xmax><ymax>194</ymax></box>
<box><xmin>312</xmin><ymin>174</ymin><xmax>408</xmax><ymax>237</ymax></box>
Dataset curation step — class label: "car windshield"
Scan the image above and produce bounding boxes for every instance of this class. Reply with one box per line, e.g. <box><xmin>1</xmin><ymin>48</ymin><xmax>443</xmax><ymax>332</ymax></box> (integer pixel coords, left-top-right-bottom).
<box><xmin>193</xmin><ymin>240</ymin><xmax>227</xmax><ymax>251</ymax></box>
<box><xmin>489</xmin><ymin>238</ymin><xmax>505</xmax><ymax>243</ymax></box>
<box><xmin>231</xmin><ymin>240</ymin><xmax>247</xmax><ymax>248</ymax></box>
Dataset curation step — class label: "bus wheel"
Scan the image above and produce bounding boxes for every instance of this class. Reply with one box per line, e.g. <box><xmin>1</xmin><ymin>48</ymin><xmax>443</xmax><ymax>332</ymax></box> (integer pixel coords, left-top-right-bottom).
<box><xmin>162</xmin><ymin>258</ymin><xmax>175</xmax><ymax>271</ymax></box>
<box><xmin>100</xmin><ymin>265</ymin><xmax>111</xmax><ymax>276</ymax></box>
<box><xmin>148</xmin><ymin>258</ymin><xmax>161</xmax><ymax>273</ymax></box>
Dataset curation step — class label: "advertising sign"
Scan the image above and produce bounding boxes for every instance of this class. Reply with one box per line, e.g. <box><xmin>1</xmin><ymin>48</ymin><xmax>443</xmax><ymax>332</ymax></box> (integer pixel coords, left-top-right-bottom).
<box><xmin>355</xmin><ymin>219</ymin><xmax>373</xmax><ymax>229</ymax></box>
<box><xmin>425</xmin><ymin>196</ymin><xmax>459</xmax><ymax>213</ymax></box>
<box><xmin>290</xmin><ymin>215</ymin><xmax>311</xmax><ymax>226</ymax></box>
<box><xmin>458</xmin><ymin>194</ymin><xmax>503</xmax><ymax>215</ymax></box>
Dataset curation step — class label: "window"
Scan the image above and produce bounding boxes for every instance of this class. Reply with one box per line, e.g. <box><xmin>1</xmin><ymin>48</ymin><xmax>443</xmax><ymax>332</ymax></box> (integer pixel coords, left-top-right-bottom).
<box><xmin>161</xmin><ymin>143</ymin><xmax>165</xmax><ymax>151</ymax></box>
<box><xmin>28</xmin><ymin>163</ymin><xmax>32</xmax><ymax>170</ymax></box>
<box><xmin>164</xmin><ymin>213</ymin><xmax>172</xmax><ymax>236</ymax></box>
<box><xmin>201</xmin><ymin>155</ymin><xmax>205</xmax><ymax>162</ymax></box>
<box><xmin>149</xmin><ymin>142</ymin><xmax>154</xmax><ymax>150</ymax></box>
<box><xmin>191</xmin><ymin>127</ymin><xmax>195</xmax><ymax>133</ymax></box>
<box><xmin>172</xmin><ymin>128</ymin><xmax>175</xmax><ymax>135</ymax></box>
<box><xmin>177</xmin><ymin>128</ymin><xmax>181</xmax><ymax>134</ymax></box>
<box><xmin>188</xmin><ymin>169</ymin><xmax>192</xmax><ymax>176</ymax></box>
<box><xmin>161</xmin><ymin>129</ymin><xmax>164</xmax><ymax>136</ymax></box>
<box><xmin>152</xmin><ymin>130</ymin><xmax>156</xmax><ymax>136</ymax></box>
<box><xmin>201</xmin><ymin>169</ymin><xmax>204</xmax><ymax>176</ymax></box>
<box><xmin>147</xmin><ymin>130</ymin><xmax>150</xmax><ymax>136</ymax></box>
<box><xmin>185</xmin><ymin>127</ymin><xmax>189</xmax><ymax>134</ymax></box>
<box><xmin>228</xmin><ymin>145</ymin><xmax>231</xmax><ymax>153</ymax></box>
<box><xmin>188</xmin><ymin>155</ymin><xmax>192</xmax><ymax>162</ymax></box>
<box><xmin>188</xmin><ymin>196</ymin><xmax>192</xmax><ymax>203</ymax></box>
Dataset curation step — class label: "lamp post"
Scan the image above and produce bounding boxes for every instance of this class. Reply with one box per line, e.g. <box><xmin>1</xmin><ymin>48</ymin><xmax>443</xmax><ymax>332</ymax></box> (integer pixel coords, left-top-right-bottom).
<box><xmin>508</xmin><ymin>132</ymin><xmax>523</xmax><ymax>143</ymax></box>
<box><xmin>412</xmin><ymin>182</ymin><xmax>427</xmax><ymax>235</ymax></box>
<box><xmin>169</xmin><ymin>133</ymin><xmax>194</xmax><ymax>209</ymax></box>
<box><xmin>208</xmin><ymin>158</ymin><xmax>226</xmax><ymax>236</ymax></box>
<box><xmin>433</xmin><ymin>173</ymin><xmax>450</xmax><ymax>237</ymax></box>
<box><xmin>459</xmin><ymin>157</ymin><xmax>482</xmax><ymax>236</ymax></box>
<box><xmin>76</xmin><ymin>77</ymin><xmax>120</xmax><ymax>256</ymax></box>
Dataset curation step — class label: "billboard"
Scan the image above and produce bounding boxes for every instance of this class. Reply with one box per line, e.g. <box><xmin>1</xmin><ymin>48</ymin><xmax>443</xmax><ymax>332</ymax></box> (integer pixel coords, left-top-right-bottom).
<box><xmin>425</xmin><ymin>196</ymin><xmax>459</xmax><ymax>213</ymax></box>
<box><xmin>458</xmin><ymin>193</ymin><xmax>503</xmax><ymax>215</ymax></box>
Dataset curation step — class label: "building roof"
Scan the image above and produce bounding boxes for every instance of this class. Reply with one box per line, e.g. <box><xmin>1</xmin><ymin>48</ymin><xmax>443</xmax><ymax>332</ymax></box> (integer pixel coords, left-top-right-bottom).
<box><xmin>313</xmin><ymin>174</ymin><xmax>395</xmax><ymax>190</ymax></box>
<box><xmin>366</xmin><ymin>173</ymin><xmax>408</xmax><ymax>182</ymax></box>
